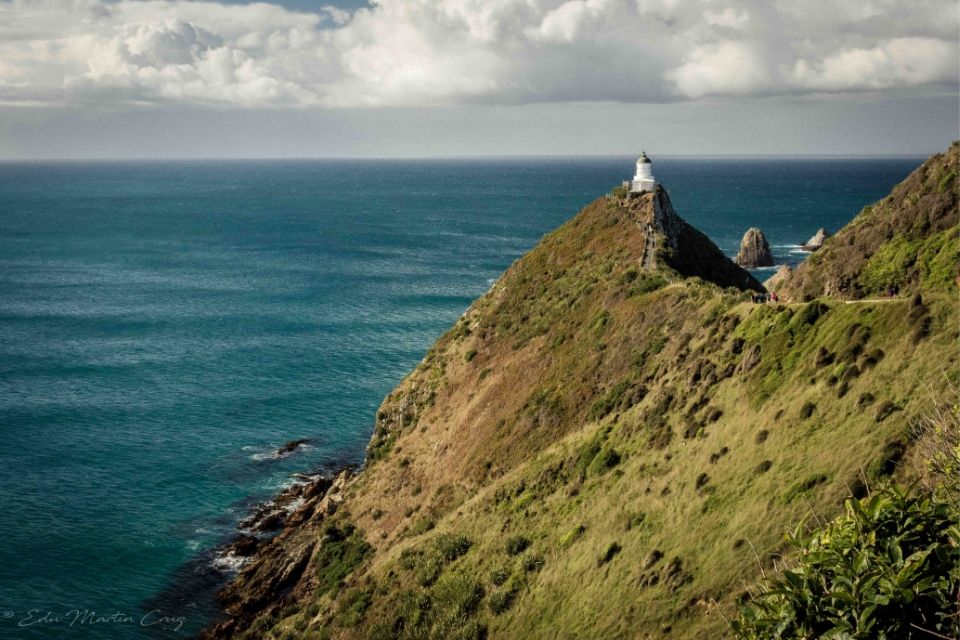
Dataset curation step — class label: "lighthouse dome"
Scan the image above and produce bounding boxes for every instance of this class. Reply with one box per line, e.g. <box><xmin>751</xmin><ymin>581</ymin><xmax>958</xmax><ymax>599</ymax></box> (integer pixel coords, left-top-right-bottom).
<box><xmin>638</xmin><ymin>152</ymin><xmax>651</xmax><ymax>164</ymax></box>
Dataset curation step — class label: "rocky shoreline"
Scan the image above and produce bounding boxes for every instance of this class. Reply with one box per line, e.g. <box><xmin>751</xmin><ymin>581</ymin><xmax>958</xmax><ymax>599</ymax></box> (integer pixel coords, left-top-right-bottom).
<box><xmin>198</xmin><ymin>443</ymin><xmax>358</xmax><ymax>639</ymax></box>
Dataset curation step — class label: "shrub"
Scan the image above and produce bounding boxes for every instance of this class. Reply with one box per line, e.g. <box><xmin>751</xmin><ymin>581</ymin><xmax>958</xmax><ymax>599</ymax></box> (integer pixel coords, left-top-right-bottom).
<box><xmin>505</xmin><ymin>535</ymin><xmax>531</xmax><ymax>556</ymax></box>
<box><xmin>464</xmin><ymin>349</ymin><xmax>477</xmax><ymax>363</ymax></box>
<box><xmin>598</xmin><ymin>542</ymin><xmax>622</xmax><ymax>565</ymax></box>
<box><xmin>730</xmin><ymin>487</ymin><xmax>960</xmax><ymax>640</ymax></box>
<box><xmin>409</xmin><ymin>517</ymin><xmax>436</xmax><ymax>536</ymax></box>
<box><xmin>415</xmin><ymin>554</ymin><xmax>443</xmax><ymax>587</ymax></box>
<box><xmin>753</xmin><ymin>460</ymin><xmax>773</xmax><ymax>475</ymax></box>
<box><xmin>435</xmin><ymin>534</ymin><xmax>472</xmax><ymax>562</ymax></box>
<box><xmin>695</xmin><ymin>472</ymin><xmax>710</xmax><ymax>490</ymax></box>
<box><xmin>314</xmin><ymin>522</ymin><xmax>371</xmax><ymax>596</ymax></box>
<box><xmin>559</xmin><ymin>524</ymin><xmax>586</xmax><ymax>547</ymax></box>
<box><xmin>488</xmin><ymin>586</ymin><xmax>518</xmax><ymax>614</ymax></box>
<box><xmin>489</xmin><ymin>566</ymin><xmax>510</xmax><ymax>586</ymax></box>
<box><xmin>587</xmin><ymin>447</ymin><xmax>621</xmax><ymax>475</ymax></box>
<box><xmin>522</xmin><ymin>553</ymin><xmax>545</xmax><ymax>573</ymax></box>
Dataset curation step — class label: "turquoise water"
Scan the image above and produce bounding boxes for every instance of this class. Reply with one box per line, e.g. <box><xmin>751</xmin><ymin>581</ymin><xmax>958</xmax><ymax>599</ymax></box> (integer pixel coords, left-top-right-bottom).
<box><xmin>0</xmin><ymin>157</ymin><xmax>920</xmax><ymax>638</ymax></box>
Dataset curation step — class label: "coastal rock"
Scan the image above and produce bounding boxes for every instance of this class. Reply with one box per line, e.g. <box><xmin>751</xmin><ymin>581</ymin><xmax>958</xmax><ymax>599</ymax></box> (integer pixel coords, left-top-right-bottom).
<box><xmin>200</xmin><ymin>469</ymin><xmax>354</xmax><ymax>640</ymax></box>
<box><xmin>763</xmin><ymin>265</ymin><xmax>792</xmax><ymax>291</ymax></box>
<box><xmin>231</xmin><ymin>534</ymin><xmax>260</xmax><ymax>557</ymax></box>
<box><xmin>277</xmin><ymin>438</ymin><xmax>312</xmax><ymax>456</ymax></box>
<box><xmin>734</xmin><ymin>227</ymin><xmax>774</xmax><ymax>268</ymax></box>
<box><xmin>802</xmin><ymin>228</ymin><xmax>829</xmax><ymax>252</ymax></box>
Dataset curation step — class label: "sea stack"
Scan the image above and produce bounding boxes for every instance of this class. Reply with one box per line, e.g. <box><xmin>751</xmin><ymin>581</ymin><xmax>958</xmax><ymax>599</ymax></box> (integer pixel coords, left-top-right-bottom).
<box><xmin>803</xmin><ymin>228</ymin><xmax>829</xmax><ymax>252</ymax></box>
<box><xmin>734</xmin><ymin>227</ymin><xmax>773</xmax><ymax>268</ymax></box>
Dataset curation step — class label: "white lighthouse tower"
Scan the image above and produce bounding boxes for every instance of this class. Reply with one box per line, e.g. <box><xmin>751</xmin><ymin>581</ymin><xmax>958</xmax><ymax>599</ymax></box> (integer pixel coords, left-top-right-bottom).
<box><xmin>630</xmin><ymin>152</ymin><xmax>657</xmax><ymax>193</ymax></box>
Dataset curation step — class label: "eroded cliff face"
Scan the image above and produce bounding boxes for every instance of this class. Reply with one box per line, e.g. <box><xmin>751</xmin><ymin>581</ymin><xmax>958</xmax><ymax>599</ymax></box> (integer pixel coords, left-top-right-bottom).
<box><xmin>205</xmin><ymin>152</ymin><xmax>959</xmax><ymax>640</ymax></box>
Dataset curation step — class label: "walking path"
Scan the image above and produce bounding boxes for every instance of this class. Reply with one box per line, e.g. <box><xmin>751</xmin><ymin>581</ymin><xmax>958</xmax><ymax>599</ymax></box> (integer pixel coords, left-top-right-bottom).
<box><xmin>639</xmin><ymin>223</ymin><xmax>657</xmax><ymax>270</ymax></box>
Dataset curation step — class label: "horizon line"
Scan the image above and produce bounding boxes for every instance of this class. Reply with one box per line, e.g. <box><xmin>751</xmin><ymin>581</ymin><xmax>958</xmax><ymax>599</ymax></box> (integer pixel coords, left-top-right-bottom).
<box><xmin>0</xmin><ymin>152</ymin><xmax>934</xmax><ymax>163</ymax></box>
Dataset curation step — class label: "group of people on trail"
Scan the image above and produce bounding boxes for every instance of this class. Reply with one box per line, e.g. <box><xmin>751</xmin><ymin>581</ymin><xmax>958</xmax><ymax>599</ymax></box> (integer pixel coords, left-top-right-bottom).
<box><xmin>751</xmin><ymin>291</ymin><xmax>779</xmax><ymax>303</ymax></box>
<box><xmin>886</xmin><ymin>284</ymin><xmax>900</xmax><ymax>297</ymax></box>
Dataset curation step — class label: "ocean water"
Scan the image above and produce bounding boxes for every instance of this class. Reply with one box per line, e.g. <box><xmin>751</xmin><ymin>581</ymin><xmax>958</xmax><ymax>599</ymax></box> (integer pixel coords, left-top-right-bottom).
<box><xmin>0</xmin><ymin>157</ymin><xmax>920</xmax><ymax>638</ymax></box>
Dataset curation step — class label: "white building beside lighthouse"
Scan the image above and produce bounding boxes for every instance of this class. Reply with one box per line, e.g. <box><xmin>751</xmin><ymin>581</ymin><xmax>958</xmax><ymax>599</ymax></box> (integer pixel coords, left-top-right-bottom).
<box><xmin>630</xmin><ymin>152</ymin><xmax>657</xmax><ymax>193</ymax></box>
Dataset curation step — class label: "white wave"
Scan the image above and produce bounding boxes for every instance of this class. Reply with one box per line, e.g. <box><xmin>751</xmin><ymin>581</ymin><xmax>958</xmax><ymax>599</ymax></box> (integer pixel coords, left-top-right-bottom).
<box><xmin>211</xmin><ymin>552</ymin><xmax>248</xmax><ymax>574</ymax></box>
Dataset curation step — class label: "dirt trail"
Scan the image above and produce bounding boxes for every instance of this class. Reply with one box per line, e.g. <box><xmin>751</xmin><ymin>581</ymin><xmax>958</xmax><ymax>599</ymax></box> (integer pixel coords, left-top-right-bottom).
<box><xmin>639</xmin><ymin>223</ymin><xmax>657</xmax><ymax>270</ymax></box>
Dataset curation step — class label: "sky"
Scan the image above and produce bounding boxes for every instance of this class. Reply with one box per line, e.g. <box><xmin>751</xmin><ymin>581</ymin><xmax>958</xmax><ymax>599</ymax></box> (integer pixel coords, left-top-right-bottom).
<box><xmin>0</xmin><ymin>0</ymin><xmax>957</xmax><ymax>159</ymax></box>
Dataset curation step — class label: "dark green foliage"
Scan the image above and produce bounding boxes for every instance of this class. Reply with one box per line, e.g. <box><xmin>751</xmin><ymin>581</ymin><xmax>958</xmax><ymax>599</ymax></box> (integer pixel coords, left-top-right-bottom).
<box><xmin>799</xmin><ymin>402</ymin><xmax>816</xmax><ymax>419</ymax></box>
<box><xmin>731</xmin><ymin>488</ymin><xmax>960</xmax><ymax>640</ymax></box>
<box><xmin>588</xmin><ymin>379</ymin><xmax>632</xmax><ymax>420</ymax></box>
<box><xmin>336</xmin><ymin>587</ymin><xmax>373</xmax><ymax>627</ymax></box>
<box><xmin>489</xmin><ymin>566</ymin><xmax>510</xmax><ymax>586</ymax></box>
<box><xmin>627</xmin><ymin>273</ymin><xmax>668</xmax><ymax>296</ymax></box>
<box><xmin>505</xmin><ymin>535</ymin><xmax>531</xmax><ymax>556</ymax></box>
<box><xmin>522</xmin><ymin>553</ymin><xmax>545</xmax><ymax>573</ymax></box>
<box><xmin>314</xmin><ymin>522</ymin><xmax>372</xmax><ymax>597</ymax></box>
<box><xmin>488</xmin><ymin>587</ymin><xmax>517</xmax><ymax>615</ymax></box>
<box><xmin>587</xmin><ymin>447</ymin><xmax>621</xmax><ymax>475</ymax></box>
<box><xmin>435</xmin><ymin>534</ymin><xmax>472</xmax><ymax>562</ymax></box>
<box><xmin>464</xmin><ymin>349</ymin><xmax>478</xmax><ymax>363</ymax></box>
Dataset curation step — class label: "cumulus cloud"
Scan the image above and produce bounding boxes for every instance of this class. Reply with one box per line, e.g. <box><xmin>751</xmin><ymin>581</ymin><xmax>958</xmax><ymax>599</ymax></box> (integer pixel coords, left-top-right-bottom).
<box><xmin>0</xmin><ymin>0</ymin><xmax>955</xmax><ymax>109</ymax></box>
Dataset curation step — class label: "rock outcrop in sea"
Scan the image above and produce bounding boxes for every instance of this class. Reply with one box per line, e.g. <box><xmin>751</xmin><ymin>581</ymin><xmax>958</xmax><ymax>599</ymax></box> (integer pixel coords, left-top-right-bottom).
<box><xmin>802</xmin><ymin>228</ymin><xmax>829</xmax><ymax>251</ymax></box>
<box><xmin>734</xmin><ymin>227</ymin><xmax>773</xmax><ymax>268</ymax></box>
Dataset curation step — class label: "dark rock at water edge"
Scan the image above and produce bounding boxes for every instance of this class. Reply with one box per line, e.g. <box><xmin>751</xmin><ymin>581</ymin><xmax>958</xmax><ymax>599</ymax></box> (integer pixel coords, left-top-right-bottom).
<box><xmin>735</xmin><ymin>227</ymin><xmax>774</xmax><ymax>268</ymax></box>
<box><xmin>277</xmin><ymin>438</ymin><xmax>312</xmax><ymax>456</ymax></box>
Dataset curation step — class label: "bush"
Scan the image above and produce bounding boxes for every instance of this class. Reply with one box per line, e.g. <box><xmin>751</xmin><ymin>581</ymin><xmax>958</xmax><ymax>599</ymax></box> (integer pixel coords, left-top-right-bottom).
<box><xmin>435</xmin><ymin>534</ymin><xmax>472</xmax><ymax>562</ymax></box>
<box><xmin>587</xmin><ymin>447</ymin><xmax>621</xmax><ymax>475</ymax></box>
<box><xmin>488</xmin><ymin>587</ymin><xmax>517</xmax><ymax>615</ymax></box>
<box><xmin>597</xmin><ymin>541</ymin><xmax>622</xmax><ymax>565</ymax></box>
<box><xmin>314</xmin><ymin>522</ymin><xmax>371</xmax><ymax>596</ymax></box>
<box><xmin>505</xmin><ymin>535</ymin><xmax>531</xmax><ymax>556</ymax></box>
<box><xmin>731</xmin><ymin>487</ymin><xmax>960</xmax><ymax>640</ymax></box>
<box><xmin>489</xmin><ymin>566</ymin><xmax>510</xmax><ymax>586</ymax></box>
<box><xmin>522</xmin><ymin>553</ymin><xmax>545</xmax><ymax>573</ymax></box>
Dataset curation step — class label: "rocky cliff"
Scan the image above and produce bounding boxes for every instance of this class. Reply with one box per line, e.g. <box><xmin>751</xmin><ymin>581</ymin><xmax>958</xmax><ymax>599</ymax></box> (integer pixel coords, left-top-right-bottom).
<box><xmin>204</xmin><ymin>147</ymin><xmax>959</xmax><ymax>640</ymax></box>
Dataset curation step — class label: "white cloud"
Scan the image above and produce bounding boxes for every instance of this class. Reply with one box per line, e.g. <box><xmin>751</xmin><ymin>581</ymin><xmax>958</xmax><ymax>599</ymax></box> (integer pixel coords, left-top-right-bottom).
<box><xmin>666</xmin><ymin>41</ymin><xmax>771</xmax><ymax>98</ymax></box>
<box><xmin>0</xmin><ymin>0</ymin><xmax>955</xmax><ymax>109</ymax></box>
<box><xmin>789</xmin><ymin>38</ymin><xmax>958</xmax><ymax>92</ymax></box>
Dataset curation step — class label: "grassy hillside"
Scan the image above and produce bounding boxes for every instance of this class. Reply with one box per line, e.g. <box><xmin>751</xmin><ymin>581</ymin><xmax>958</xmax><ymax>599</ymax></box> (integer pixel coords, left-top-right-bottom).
<box><xmin>211</xmin><ymin>146</ymin><xmax>960</xmax><ymax>640</ymax></box>
<box><xmin>779</xmin><ymin>142</ymin><xmax>958</xmax><ymax>301</ymax></box>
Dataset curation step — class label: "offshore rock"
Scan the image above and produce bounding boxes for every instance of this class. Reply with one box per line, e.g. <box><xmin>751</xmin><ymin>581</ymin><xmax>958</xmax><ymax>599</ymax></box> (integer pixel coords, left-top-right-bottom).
<box><xmin>802</xmin><ymin>228</ymin><xmax>829</xmax><ymax>252</ymax></box>
<box><xmin>735</xmin><ymin>227</ymin><xmax>773</xmax><ymax>268</ymax></box>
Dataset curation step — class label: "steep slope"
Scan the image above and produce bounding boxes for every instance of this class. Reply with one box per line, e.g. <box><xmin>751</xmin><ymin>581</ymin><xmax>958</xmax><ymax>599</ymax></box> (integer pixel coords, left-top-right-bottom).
<box><xmin>779</xmin><ymin>142</ymin><xmax>958</xmax><ymax>301</ymax></box>
<box><xmin>207</xmin><ymin>149</ymin><xmax>959</xmax><ymax>640</ymax></box>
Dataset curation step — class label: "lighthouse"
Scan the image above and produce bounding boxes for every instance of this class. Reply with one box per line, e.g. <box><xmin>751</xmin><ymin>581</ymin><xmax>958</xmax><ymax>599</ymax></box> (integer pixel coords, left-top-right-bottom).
<box><xmin>630</xmin><ymin>152</ymin><xmax>657</xmax><ymax>193</ymax></box>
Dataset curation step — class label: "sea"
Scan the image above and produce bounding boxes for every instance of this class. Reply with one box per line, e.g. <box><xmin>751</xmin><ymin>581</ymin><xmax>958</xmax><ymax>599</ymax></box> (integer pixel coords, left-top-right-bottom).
<box><xmin>0</xmin><ymin>156</ymin><xmax>922</xmax><ymax>638</ymax></box>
